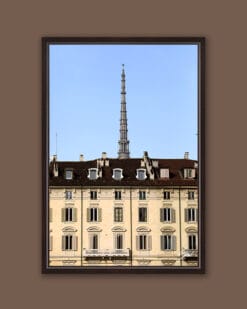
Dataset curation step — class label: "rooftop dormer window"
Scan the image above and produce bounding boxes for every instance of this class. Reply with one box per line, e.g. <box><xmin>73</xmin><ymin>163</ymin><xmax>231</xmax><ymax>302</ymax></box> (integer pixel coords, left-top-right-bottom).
<box><xmin>112</xmin><ymin>168</ymin><xmax>123</xmax><ymax>180</ymax></box>
<box><xmin>160</xmin><ymin>168</ymin><xmax>169</xmax><ymax>178</ymax></box>
<box><xmin>87</xmin><ymin>168</ymin><xmax>99</xmax><ymax>180</ymax></box>
<box><xmin>184</xmin><ymin>168</ymin><xmax>195</xmax><ymax>179</ymax></box>
<box><xmin>136</xmin><ymin>168</ymin><xmax>147</xmax><ymax>180</ymax></box>
<box><xmin>65</xmin><ymin>169</ymin><xmax>73</xmax><ymax>180</ymax></box>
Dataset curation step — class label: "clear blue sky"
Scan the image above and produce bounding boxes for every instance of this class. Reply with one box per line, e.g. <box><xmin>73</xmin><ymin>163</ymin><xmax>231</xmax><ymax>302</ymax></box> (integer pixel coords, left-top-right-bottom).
<box><xmin>49</xmin><ymin>44</ymin><xmax>198</xmax><ymax>161</ymax></box>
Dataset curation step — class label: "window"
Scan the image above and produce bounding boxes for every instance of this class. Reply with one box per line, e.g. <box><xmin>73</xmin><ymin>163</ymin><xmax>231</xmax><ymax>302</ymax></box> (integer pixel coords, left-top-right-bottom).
<box><xmin>160</xmin><ymin>168</ymin><xmax>169</xmax><ymax>178</ymax></box>
<box><xmin>139</xmin><ymin>191</ymin><xmax>146</xmax><ymax>200</ymax></box>
<box><xmin>188</xmin><ymin>191</ymin><xmax>195</xmax><ymax>200</ymax></box>
<box><xmin>62</xmin><ymin>208</ymin><xmax>77</xmax><ymax>222</ymax></box>
<box><xmin>160</xmin><ymin>208</ymin><xmax>175</xmax><ymax>223</ymax></box>
<box><xmin>115</xmin><ymin>190</ymin><xmax>122</xmax><ymax>200</ymax></box>
<box><xmin>62</xmin><ymin>235</ymin><xmax>78</xmax><ymax>251</ymax></box>
<box><xmin>184</xmin><ymin>168</ymin><xmax>195</xmax><ymax>178</ymax></box>
<box><xmin>115</xmin><ymin>234</ymin><xmax>123</xmax><ymax>250</ymax></box>
<box><xmin>114</xmin><ymin>207</ymin><xmax>123</xmax><ymax>222</ymax></box>
<box><xmin>188</xmin><ymin>235</ymin><xmax>197</xmax><ymax>250</ymax></box>
<box><xmin>138</xmin><ymin>207</ymin><xmax>147</xmax><ymax>222</ymax></box>
<box><xmin>160</xmin><ymin>235</ymin><xmax>176</xmax><ymax>250</ymax></box>
<box><xmin>185</xmin><ymin>208</ymin><xmax>197</xmax><ymax>222</ymax></box>
<box><xmin>90</xmin><ymin>190</ymin><xmax>97</xmax><ymax>200</ymax></box>
<box><xmin>163</xmin><ymin>191</ymin><xmax>170</xmax><ymax>200</ymax></box>
<box><xmin>136</xmin><ymin>169</ymin><xmax>147</xmax><ymax>180</ymax></box>
<box><xmin>87</xmin><ymin>208</ymin><xmax>102</xmax><ymax>222</ymax></box>
<box><xmin>136</xmin><ymin>235</ymin><xmax>152</xmax><ymax>250</ymax></box>
<box><xmin>65</xmin><ymin>190</ymin><xmax>72</xmax><ymax>200</ymax></box>
<box><xmin>90</xmin><ymin>234</ymin><xmax>98</xmax><ymax>249</ymax></box>
<box><xmin>88</xmin><ymin>168</ymin><xmax>98</xmax><ymax>180</ymax></box>
<box><xmin>113</xmin><ymin>168</ymin><xmax>123</xmax><ymax>180</ymax></box>
<box><xmin>65</xmin><ymin>169</ymin><xmax>73</xmax><ymax>180</ymax></box>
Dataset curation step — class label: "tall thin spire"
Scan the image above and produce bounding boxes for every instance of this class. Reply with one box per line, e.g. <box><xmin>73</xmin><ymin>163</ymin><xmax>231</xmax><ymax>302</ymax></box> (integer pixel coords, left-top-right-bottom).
<box><xmin>118</xmin><ymin>64</ymin><xmax>130</xmax><ymax>159</ymax></box>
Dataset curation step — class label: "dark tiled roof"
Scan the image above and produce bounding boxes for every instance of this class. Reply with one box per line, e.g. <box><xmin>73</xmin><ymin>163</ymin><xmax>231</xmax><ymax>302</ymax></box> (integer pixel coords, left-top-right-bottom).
<box><xmin>49</xmin><ymin>157</ymin><xmax>198</xmax><ymax>187</ymax></box>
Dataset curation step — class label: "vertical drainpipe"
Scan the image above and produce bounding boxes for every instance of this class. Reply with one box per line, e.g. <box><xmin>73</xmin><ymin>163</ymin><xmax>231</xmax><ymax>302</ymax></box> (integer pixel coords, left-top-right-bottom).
<box><xmin>179</xmin><ymin>187</ymin><xmax>182</xmax><ymax>266</ymax></box>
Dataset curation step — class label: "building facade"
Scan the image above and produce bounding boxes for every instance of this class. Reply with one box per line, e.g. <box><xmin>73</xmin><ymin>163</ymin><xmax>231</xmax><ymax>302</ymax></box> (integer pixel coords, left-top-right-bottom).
<box><xmin>48</xmin><ymin>65</ymin><xmax>199</xmax><ymax>268</ymax></box>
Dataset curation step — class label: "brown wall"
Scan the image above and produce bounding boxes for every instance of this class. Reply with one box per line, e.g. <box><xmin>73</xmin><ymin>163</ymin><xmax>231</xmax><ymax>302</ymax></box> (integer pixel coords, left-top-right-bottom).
<box><xmin>1</xmin><ymin>0</ymin><xmax>246</xmax><ymax>308</ymax></box>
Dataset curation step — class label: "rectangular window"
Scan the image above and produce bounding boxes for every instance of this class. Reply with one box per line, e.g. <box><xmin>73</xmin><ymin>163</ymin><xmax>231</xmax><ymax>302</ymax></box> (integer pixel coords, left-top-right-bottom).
<box><xmin>62</xmin><ymin>208</ymin><xmax>77</xmax><ymax>222</ymax></box>
<box><xmin>188</xmin><ymin>191</ymin><xmax>195</xmax><ymax>200</ymax></box>
<box><xmin>116</xmin><ymin>234</ymin><xmax>123</xmax><ymax>249</ymax></box>
<box><xmin>161</xmin><ymin>235</ymin><xmax>176</xmax><ymax>250</ymax></box>
<box><xmin>136</xmin><ymin>235</ymin><xmax>152</xmax><ymax>250</ymax></box>
<box><xmin>65</xmin><ymin>170</ymin><xmax>73</xmax><ymax>180</ymax></box>
<box><xmin>114</xmin><ymin>207</ymin><xmax>123</xmax><ymax>222</ymax></box>
<box><xmin>62</xmin><ymin>235</ymin><xmax>78</xmax><ymax>251</ymax></box>
<box><xmin>65</xmin><ymin>190</ymin><xmax>72</xmax><ymax>199</ymax></box>
<box><xmin>88</xmin><ymin>168</ymin><xmax>98</xmax><ymax>180</ymax></box>
<box><xmin>90</xmin><ymin>234</ymin><xmax>98</xmax><ymax>249</ymax></box>
<box><xmin>87</xmin><ymin>208</ymin><xmax>101</xmax><ymax>222</ymax></box>
<box><xmin>138</xmin><ymin>207</ymin><xmax>147</xmax><ymax>222</ymax></box>
<box><xmin>185</xmin><ymin>208</ymin><xmax>197</xmax><ymax>222</ymax></box>
<box><xmin>139</xmin><ymin>191</ymin><xmax>146</xmax><ymax>200</ymax></box>
<box><xmin>137</xmin><ymin>169</ymin><xmax>146</xmax><ymax>180</ymax></box>
<box><xmin>115</xmin><ymin>190</ymin><xmax>122</xmax><ymax>200</ymax></box>
<box><xmin>188</xmin><ymin>235</ymin><xmax>197</xmax><ymax>250</ymax></box>
<box><xmin>163</xmin><ymin>191</ymin><xmax>170</xmax><ymax>200</ymax></box>
<box><xmin>90</xmin><ymin>191</ymin><xmax>97</xmax><ymax>200</ymax></box>
<box><xmin>160</xmin><ymin>208</ymin><xmax>175</xmax><ymax>223</ymax></box>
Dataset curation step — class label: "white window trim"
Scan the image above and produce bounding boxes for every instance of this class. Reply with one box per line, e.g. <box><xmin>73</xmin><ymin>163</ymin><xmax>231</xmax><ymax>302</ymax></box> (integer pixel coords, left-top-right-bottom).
<box><xmin>112</xmin><ymin>168</ymin><xmax>123</xmax><ymax>180</ymax></box>
<box><xmin>136</xmin><ymin>168</ymin><xmax>147</xmax><ymax>180</ymax></box>
<box><xmin>65</xmin><ymin>169</ymin><xmax>73</xmax><ymax>180</ymax></box>
<box><xmin>87</xmin><ymin>168</ymin><xmax>99</xmax><ymax>180</ymax></box>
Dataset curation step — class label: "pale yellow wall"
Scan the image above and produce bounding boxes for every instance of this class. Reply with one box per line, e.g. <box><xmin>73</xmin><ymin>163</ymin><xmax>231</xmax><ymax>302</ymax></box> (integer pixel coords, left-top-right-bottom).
<box><xmin>49</xmin><ymin>186</ymin><xmax>198</xmax><ymax>267</ymax></box>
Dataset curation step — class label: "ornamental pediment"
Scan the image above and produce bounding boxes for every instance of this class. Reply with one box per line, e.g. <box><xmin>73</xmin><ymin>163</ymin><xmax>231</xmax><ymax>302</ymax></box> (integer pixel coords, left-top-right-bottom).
<box><xmin>160</xmin><ymin>226</ymin><xmax>176</xmax><ymax>233</ymax></box>
<box><xmin>87</xmin><ymin>226</ymin><xmax>102</xmax><ymax>232</ymax></box>
<box><xmin>111</xmin><ymin>226</ymin><xmax>127</xmax><ymax>232</ymax></box>
<box><xmin>136</xmin><ymin>226</ymin><xmax>151</xmax><ymax>232</ymax></box>
<box><xmin>62</xmin><ymin>227</ymin><xmax>77</xmax><ymax>232</ymax></box>
<box><xmin>185</xmin><ymin>226</ymin><xmax>197</xmax><ymax>233</ymax></box>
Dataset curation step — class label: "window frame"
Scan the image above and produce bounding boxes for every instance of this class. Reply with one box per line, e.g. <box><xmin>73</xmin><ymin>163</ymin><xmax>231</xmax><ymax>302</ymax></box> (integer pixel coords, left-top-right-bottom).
<box><xmin>114</xmin><ymin>207</ymin><xmax>123</xmax><ymax>222</ymax></box>
<box><xmin>136</xmin><ymin>168</ymin><xmax>147</xmax><ymax>180</ymax></box>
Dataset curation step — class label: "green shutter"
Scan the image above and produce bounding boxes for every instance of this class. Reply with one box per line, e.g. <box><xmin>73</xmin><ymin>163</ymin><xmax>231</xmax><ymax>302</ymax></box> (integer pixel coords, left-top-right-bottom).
<box><xmin>184</xmin><ymin>209</ymin><xmax>189</xmax><ymax>222</ymax></box>
<box><xmin>87</xmin><ymin>208</ymin><xmax>90</xmax><ymax>222</ymax></box>
<box><xmin>172</xmin><ymin>209</ymin><xmax>176</xmax><ymax>223</ymax></box>
<box><xmin>61</xmin><ymin>208</ymin><xmax>65</xmax><ymax>222</ymax></box>
<box><xmin>148</xmin><ymin>235</ymin><xmax>152</xmax><ymax>250</ymax></box>
<box><xmin>160</xmin><ymin>235</ymin><xmax>164</xmax><ymax>250</ymax></box>
<box><xmin>172</xmin><ymin>235</ymin><xmax>177</xmax><ymax>251</ymax></box>
<box><xmin>98</xmin><ymin>208</ymin><xmax>102</xmax><ymax>222</ymax></box>
<box><xmin>160</xmin><ymin>208</ymin><xmax>164</xmax><ymax>222</ymax></box>
<box><xmin>73</xmin><ymin>208</ymin><xmax>77</xmax><ymax>222</ymax></box>
<box><xmin>136</xmin><ymin>236</ymin><xmax>139</xmax><ymax>250</ymax></box>
<box><xmin>49</xmin><ymin>236</ymin><xmax>53</xmax><ymax>251</ymax></box>
<box><xmin>73</xmin><ymin>236</ymin><xmax>78</xmax><ymax>251</ymax></box>
<box><xmin>62</xmin><ymin>236</ymin><xmax>65</xmax><ymax>251</ymax></box>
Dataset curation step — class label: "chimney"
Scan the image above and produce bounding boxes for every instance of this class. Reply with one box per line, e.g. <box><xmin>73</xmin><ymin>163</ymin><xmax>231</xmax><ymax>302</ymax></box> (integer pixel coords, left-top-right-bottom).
<box><xmin>184</xmin><ymin>152</ymin><xmax>189</xmax><ymax>159</ymax></box>
<box><xmin>102</xmin><ymin>152</ymin><xmax>107</xmax><ymax>160</ymax></box>
<box><xmin>52</xmin><ymin>154</ymin><xmax>57</xmax><ymax>161</ymax></box>
<box><xmin>79</xmin><ymin>154</ymin><xmax>84</xmax><ymax>161</ymax></box>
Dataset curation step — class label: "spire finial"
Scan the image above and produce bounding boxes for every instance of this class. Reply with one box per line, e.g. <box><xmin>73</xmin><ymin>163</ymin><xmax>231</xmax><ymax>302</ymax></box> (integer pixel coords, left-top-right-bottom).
<box><xmin>118</xmin><ymin>65</ymin><xmax>130</xmax><ymax>159</ymax></box>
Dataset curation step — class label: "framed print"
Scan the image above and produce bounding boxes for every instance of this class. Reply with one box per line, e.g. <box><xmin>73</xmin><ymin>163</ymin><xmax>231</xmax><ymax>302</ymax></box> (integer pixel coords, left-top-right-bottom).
<box><xmin>42</xmin><ymin>37</ymin><xmax>205</xmax><ymax>273</ymax></box>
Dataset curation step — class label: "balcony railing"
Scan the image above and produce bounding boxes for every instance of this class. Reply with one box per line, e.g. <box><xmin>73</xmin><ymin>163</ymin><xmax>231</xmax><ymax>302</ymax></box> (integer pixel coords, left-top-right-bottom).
<box><xmin>182</xmin><ymin>249</ymin><xmax>198</xmax><ymax>259</ymax></box>
<box><xmin>83</xmin><ymin>249</ymin><xmax>130</xmax><ymax>257</ymax></box>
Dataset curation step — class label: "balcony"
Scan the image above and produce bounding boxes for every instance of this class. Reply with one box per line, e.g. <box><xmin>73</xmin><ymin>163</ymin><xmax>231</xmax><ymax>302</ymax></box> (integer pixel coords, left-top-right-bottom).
<box><xmin>182</xmin><ymin>249</ymin><xmax>198</xmax><ymax>261</ymax></box>
<box><xmin>83</xmin><ymin>249</ymin><xmax>130</xmax><ymax>257</ymax></box>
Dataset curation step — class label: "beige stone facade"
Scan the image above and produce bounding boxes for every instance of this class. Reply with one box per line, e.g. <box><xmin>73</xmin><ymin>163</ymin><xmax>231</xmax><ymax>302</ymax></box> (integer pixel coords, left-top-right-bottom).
<box><xmin>49</xmin><ymin>181</ymin><xmax>198</xmax><ymax>267</ymax></box>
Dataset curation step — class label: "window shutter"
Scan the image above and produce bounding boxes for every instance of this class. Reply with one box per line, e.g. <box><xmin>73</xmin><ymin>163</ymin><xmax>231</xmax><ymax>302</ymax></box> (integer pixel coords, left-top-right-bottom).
<box><xmin>160</xmin><ymin>235</ymin><xmax>164</xmax><ymax>250</ymax></box>
<box><xmin>73</xmin><ymin>236</ymin><xmax>78</xmax><ymax>251</ymax></box>
<box><xmin>136</xmin><ymin>236</ymin><xmax>140</xmax><ymax>250</ymax></box>
<box><xmin>98</xmin><ymin>208</ymin><xmax>102</xmax><ymax>222</ymax></box>
<box><xmin>184</xmin><ymin>209</ymin><xmax>189</xmax><ymax>222</ymax></box>
<box><xmin>148</xmin><ymin>235</ymin><xmax>152</xmax><ymax>250</ymax></box>
<box><xmin>61</xmin><ymin>208</ymin><xmax>65</xmax><ymax>222</ymax></box>
<box><xmin>172</xmin><ymin>209</ymin><xmax>176</xmax><ymax>223</ymax></box>
<box><xmin>73</xmin><ymin>208</ymin><xmax>77</xmax><ymax>222</ymax></box>
<box><xmin>195</xmin><ymin>209</ymin><xmax>198</xmax><ymax>222</ymax></box>
<box><xmin>87</xmin><ymin>208</ymin><xmax>90</xmax><ymax>222</ymax></box>
<box><xmin>62</xmin><ymin>236</ymin><xmax>65</xmax><ymax>251</ymax></box>
<box><xmin>172</xmin><ymin>235</ymin><xmax>177</xmax><ymax>251</ymax></box>
<box><xmin>160</xmin><ymin>208</ymin><xmax>164</xmax><ymax>222</ymax></box>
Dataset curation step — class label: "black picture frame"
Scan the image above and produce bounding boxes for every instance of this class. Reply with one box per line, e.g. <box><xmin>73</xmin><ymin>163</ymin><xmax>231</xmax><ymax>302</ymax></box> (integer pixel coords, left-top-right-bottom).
<box><xmin>42</xmin><ymin>37</ymin><xmax>205</xmax><ymax>274</ymax></box>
